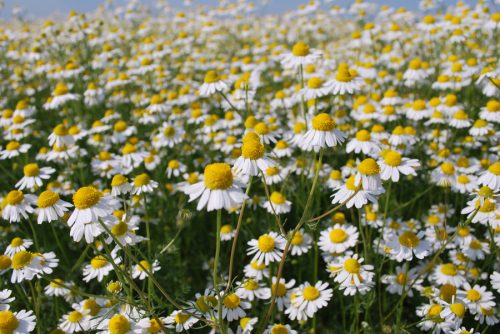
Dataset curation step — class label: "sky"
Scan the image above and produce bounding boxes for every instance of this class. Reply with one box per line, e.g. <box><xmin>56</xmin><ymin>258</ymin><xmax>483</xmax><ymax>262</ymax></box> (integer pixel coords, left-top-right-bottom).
<box><xmin>0</xmin><ymin>0</ymin><xmax>477</xmax><ymax>19</ymax></box>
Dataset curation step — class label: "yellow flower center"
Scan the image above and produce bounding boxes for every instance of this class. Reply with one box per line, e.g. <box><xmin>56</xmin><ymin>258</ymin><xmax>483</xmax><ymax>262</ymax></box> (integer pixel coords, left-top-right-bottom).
<box><xmin>329</xmin><ymin>229</ymin><xmax>348</xmax><ymax>243</ymax></box>
<box><xmin>307</xmin><ymin>77</ymin><xmax>323</xmax><ymax>89</ymax></box>
<box><xmin>68</xmin><ymin>311</ymin><xmax>83</xmax><ymax>323</ymax></box>
<box><xmin>114</xmin><ymin>121</ymin><xmax>127</xmax><ymax>132</ymax></box>
<box><xmin>292</xmin><ymin>42</ymin><xmax>310</xmax><ymax>57</ymax></box>
<box><xmin>275</xmin><ymin>140</ymin><xmax>288</xmax><ymax>150</ymax></box>
<box><xmin>239</xmin><ymin>317</ymin><xmax>251</xmax><ymax>329</ymax></box>
<box><xmin>266</xmin><ymin>166</ymin><xmax>280</xmax><ymax>176</ymax></box>
<box><xmin>355</xmin><ymin>129</ymin><xmax>371</xmax><ymax>142</ymax></box>
<box><xmin>37</xmin><ymin>190</ymin><xmax>60</xmax><ymax>208</ymax></box>
<box><xmin>291</xmin><ymin>231</ymin><xmax>304</xmax><ymax>245</ymax></box>
<box><xmin>11</xmin><ymin>251</ymin><xmax>32</xmax><ymax>269</ymax></box>
<box><xmin>90</xmin><ymin>255</ymin><xmax>108</xmax><ymax>269</ymax></box>
<box><xmin>312</xmin><ymin>113</ymin><xmax>335</xmax><ymax>131</ymax></box>
<box><xmin>111</xmin><ymin>221</ymin><xmax>128</xmax><ymax>236</ymax></box>
<box><xmin>163</xmin><ymin>127</ymin><xmax>175</xmax><ymax>137</ymax></box>
<box><xmin>302</xmin><ymin>286</ymin><xmax>320</xmax><ymax>301</ymax></box>
<box><xmin>257</xmin><ymin>235</ymin><xmax>275</xmax><ymax>252</ymax></box>
<box><xmin>150</xmin><ymin>95</ymin><xmax>163</xmax><ymax>105</ymax></box>
<box><xmin>270</xmin><ymin>192</ymin><xmax>286</xmax><ymax>205</ymax></box>
<box><xmin>138</xmin><ymin>260</ymin><xmax>150</xmax><ymax>272</ymax></box>
<box><xmin>73</xmin><ymin>187</ymin><xmax>102</xmax><ymax>209</ymax></box>
<box><xmin>204</xmin><ymin>163</ymin><xmax>233</xmax><ymax>190</ymax></box>
<box><xmin>272</xmin><ymin>282</ymin><xmax>287</xmax><ymax>297</ymax></box>
<box><xmin>242</xmin><ymin>140</ymin><xmax>265</xmax><ymax>160</ymax></box>
<box><xmin>478</xmin><ymin>199</ymin><xmax>495</xmax><ymax>213</ymax></box>
<box><xmin>134</xmin><ymin>173</ymin><xmax>151</xmax><ymax>187</ymax></box>
<box><xmin>168</xmin><ymin>160</ymin><xmax>180</xmax><ymax>169</ymax></box>
<box><xmin>488</xmin><ymin>162</ymin><xmax>500</xmax><ymax>175</ymax></box>
<box><xmin>4</xmin><ymin>190</ymin><xmax>24</xmax><ymax>206</ymax></box>
<box><xmin>0</xmin><ymin>311</ymin><xmax>19</xmax><ymax>334</ymax></box>
<box><xmin>204</xmin><ymin>70</ymin><xmax>220</xmax><ymax>83</ymax></box>
<box><xmin>344</xmin><ymin>258</ymin><xmax>361</xmax><ymax>273</ymax></box>
<box><xmin>111</xmin><ymin>174</ymin><xmax>128</xmax><ymax>187</ymax></box>
<box><xmin>243</xmin><ymin>279</ymin><xmax>258</xmax><ymax>290</ymax></box>
<box><xmin>453</xmin><ymin>110</ymin><xmax>468</xmax><ymax>120</ymax></box>
<box><xmin>10</xmin><ymin>237</ymin><xmax>23</xmax><ymax>247</ymax></box>
<box><xmin>53</xmin><ymin>124</ymin><xmax>69</xmax><ymax>136</ymax></box>
<box><xmin>254</xmin><ymin>122</ymin><xmax>270</xmax><ymax>135</ymax></box>
<box><xmin>450</xmin><ymin>303</ymin><xmax>465</xmax><ymax>318</ymax></box>
<box><xmin>440</xmin><ymin>284</ymin><xmax>456</xmax><ymax>302</ymax></box>
<box><xmin>470</xmin><ymin>240</ymin><xmax>482</xmax><ymax>250</ymax></box>
<box><xmin>53</xmin><ymin>83</ymin><xmax>69</xmax><ymax>96</ymax></box>
<box><xmin>466</xmin><ymin>289</ymin><xmax>481</xmax><ymax>301</ymax></box>
<box><xmin>486</xmin><ymin>100</ymin><xmax>499</xmax><ymax>112</ymax></box>
<box><xmin>149</xmin><ymin>319</ymin><xmax>162</xmax><ymax>333</ymax></box>
<box><xmin>398</xmin><ymin>231</ymin><xmax>420</xmax><ymax>248</ymax></box>
<box><xmin>6</xmin><ymin>141</ymin><xmax>21</xmax><ymax>151</ymax></box>
<box><xmin>457</xmin><ymin>175</ymin><xmax>470</xmax><ymax>184</ymax></box>
<box><xmin>50</xmin><ymin>278</ymin><xmax>64</xmax><ymax>288</ymax></box>
<box><xmin>223</xmin><ymin>293</ymin><xmax>241</xmax><ymax>309</ymax></box>
<box><xmin>122</xmin><ymin>143</ymin><xmax>137</xmax><ymax>155</ymax></box>
<box><xmin>396</xmin><ymin>272</ymin><xmax>407</xmax><ymax>285</ymax></box>
<box><xmin>271</xmin><ymin>324</ymin><xmax>288</xmax><ymax>334</ymax></box>
<box><xmin>108</xmin><ymin>314</ymin><xmax>131</xmax><ymax>334</ymax></box>
<box><xmin>174</xmin><ymin>312</ymin><xmax>190</xmax><ymax>324</ymax></box>
<box><xmin>357</xmin><ymin>158</ymin><xmax>380</xmax><ymax>175</ymax></box>
<box><xmin>440</xmin><ymin>263</ymin><xmax>457</xmax><ymax>276</ymax></box>
<box><xmin>427</xmin><ymin>304</ymin><xmax>443</xmax><ymax>318</ymax></box>
<box><xmin>250</xmin><ymin>261</ymin><xmax>265</xmax><ymax>270</ymax></box>
<box><xmin>384</xmin><ymin>150</ymin><xmax>402</xmax><ymax>167</ymax></box>
<box><xmin>0</xmin><ymin>255</ymin><xmax>12</xmax><ymax>270</ymax></box>
<box><xmin>345</xmin><ymin>175</ymin><xmax>362</xmax><ymax>191</ymax></box>
<box><xmin>440</xmin><ymin>162</ymin><xmax>455</xmax><ymax>176</ymax></box>
<box><xmin>335</xmin><ymin>63</ymin><xmax>353</xmax><ymax>82</ymax></box>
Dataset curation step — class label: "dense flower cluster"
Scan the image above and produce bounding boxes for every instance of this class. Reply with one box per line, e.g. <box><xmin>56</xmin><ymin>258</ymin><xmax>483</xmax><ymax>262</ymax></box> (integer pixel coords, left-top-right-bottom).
<box><xmin>0</xmin><ymin>0</ymin><xmax>499</xmax><ymax>333</ymax></box>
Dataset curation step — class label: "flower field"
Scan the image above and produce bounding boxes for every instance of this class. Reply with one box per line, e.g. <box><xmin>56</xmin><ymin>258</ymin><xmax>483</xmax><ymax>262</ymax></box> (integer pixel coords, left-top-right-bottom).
<box><xmin>0</xmin><ymin>0</ymin><xmax>499</xmax><ymax>333</ymax></box>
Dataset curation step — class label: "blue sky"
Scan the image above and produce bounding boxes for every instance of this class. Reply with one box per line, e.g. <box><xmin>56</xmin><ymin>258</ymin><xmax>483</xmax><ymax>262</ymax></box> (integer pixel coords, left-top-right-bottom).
<box><xmin>1</xmin><ymin>0</ymin><xmax>475</xmax><ymax>18</ymax></box>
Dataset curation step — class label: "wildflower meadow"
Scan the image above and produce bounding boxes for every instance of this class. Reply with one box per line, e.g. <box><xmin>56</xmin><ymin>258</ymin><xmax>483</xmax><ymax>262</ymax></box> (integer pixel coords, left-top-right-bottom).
<box><xmin>0</xmin><ymin>0</ymin><xmax>499</xmax><ymax>333</ymax></box>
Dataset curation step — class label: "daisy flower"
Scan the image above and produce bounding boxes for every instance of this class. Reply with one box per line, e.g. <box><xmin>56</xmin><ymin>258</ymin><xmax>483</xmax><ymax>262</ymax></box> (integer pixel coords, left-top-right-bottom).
<box><xmin>280</xmin><ymin>42</ymin><xmax>323</xmax><ymax>70</ymax></box>
<box><xmin>10</xmin><ymin>251</ymin><xmax>42</xmax><ymax>283</ymax></box>
<box><xmin>263</xmin><ymin>324</ymin><xmax>297</xmax><ymax>334</ymax></box>
<box><xmin>0</xmin><ymin>309</ymin><xmax>36</xmax><ymax>333</ymax></box>
<box><xmin>0</xmin><ymin>141</ymin><xmax>31</xmax><ymax>160</ymax></box>
<box><xmin>331</xmin><ymin>175</ymin><xmax>382</xmax><ymax>209</ymax></box>
<box><xmin>35</xmin><ymin>190</ymin><xmax>72</xmax><ymax>224</ymax></box>
<box><xmin>235</xmin><ymin>278</ymin><xmax>271</xmax><ymax>301</ymax></box>
<box><xmin>48</xmin><ymin>124</ymin><xmax>75</xmax><ymax>147</ymax></box>
<box><xmin>59</xmin><ymin>309</ymin><xmax>91</xmax><ymax>333</ymax></box>
<box><xmin>0</xmin><ymin>289</ymin><xmax>14</xmax><ymax>310</ymax></box>
<box><xmin>99</xmin><ymin>312</ymin><xmax>150</xmax><ymax>334</ymax></box>
<box><xmin>184</xmin><ymin>162</ymin><xmax>247</xmax><ymax>212</ymax></box>
<box><xmin>15</xmin><ymin>163</ymin><xmax>55</xmax><ymax>191</ymax></box>
<box><xmin>385</xmin><ymin>230</ymin><xmax>431</xmax><ymax>262</ymax></box>
<box><xmin>354</xmin><ymin>158</ymin><xmax>383</xmax><ymax>191</ymax></box>
<box><xmin>262</xmin><ymin>191</ymin><xmax>292</xmax><ymax>214</ymax></box>
<box><xmin>111</xmin><ymin>174</ymin><xmax>132</xmax><ymax>196</ymax></box>
<box><xmin>165</xmin><ymin>310</ymin><xmax>198</xmax><ymax>332</ymax></box>
<box><xmin>382</xmin><ymin>266</ymin><xmax>422</xmax><ymax>296</ymax></box>
<box><xmin>131</xmin><ymin>173</ymin><xmax>159</xmax><ymax>195</ymax></box>
<box><xmin>220</xmin><ymin>224</ymin><xmax>236</xmax><ymax>241</ymax></box>
<box><xmin>199</xmin><ymin>70</ymin><xmax>228</xmax><ymax>96</ymax></box>
<box><xmin>458</xmin><ymin>283</ymin><xmax>495</xmax><ymax>315</ymax></box>
<box><xmin>325</xmin><ymin>63</ymin><xmax>362</xmax><ymax>95</ymax></box>
<box><xmin>431</xmin><ymin>263</ymin><xmax>466</xmax><ymax>287</ymax></box>
<box><xmin>289</xmin><ymin>229</ymin><xmax>312</xmax><ymax>256</ymax></box>
<box><xmin>220</xmin><ymin>293</ymin><xmax>250</xmax><ymax>321</ymax></box>
<box><xmin>243</xmin><ymin>261</ymin><xmax>269</xmax><ymax>281</ymax></box>
<box><xmin>292</xmin><ymin>281</ymin><xmax>333</xmax><ymax>318</ymax></box>
<box><xmin>477</xmin><ymin>162</ymin><xmax>500</xmax><ymax>190</ymax></box>
<box><xmin>44</xmin><ymin>278</ymin><xmax>70</xmax><ymax>297</ymax></box>
<box><xmin>270</xmin><ymin>277</ymin><xmax>295</xmax><ymax>311</ymax></box>
<box><xmin>82</xmin><ymin>253</ymin><xmax>120</xmax><ymax>282</ymax></box>
<box><xmin>247</xmin><ymin>232</ymin><xmax>286</xmax><ymax>265</ymax></box>
<box><xmin>67</xmin><ymin>187</ymin><xmax>117</xmax><ymax>243</ymax></box>
<box><xmin>378</xmin><ymin>150</ymin><xmax>420</xmax><ymax>182</ymax></box>
<box><xmin>233</xmin><ymin>134</ymin><xmax>275</xmax><ymax>176</ymax></box>
<box><xmin>329</xmin><ymin>254</ymin><xmax>375</xmax><ymax>295</ymax></box>
<box><xmin>131</xmin><ymin>260</ymin><xmax>160</xmax><ymax>280</ymax></box>
<box><xmin>298</xmin><ymin>113</ymin><xmax>346</xmax><ymax>152</ymax></box>
<box><xmin>318</xmin><ymin>224</ymin><xmax>359</xmax><ymax>254</ymax></box>
<box><xmin>346</xmin><ymin>130</ymin><xmax>380</xmax><ymax>155</ymax></box>
<box><xmin>1</xmin><ymin>190</ymin><xmax>36</xmax><ymax>223</ymax></box>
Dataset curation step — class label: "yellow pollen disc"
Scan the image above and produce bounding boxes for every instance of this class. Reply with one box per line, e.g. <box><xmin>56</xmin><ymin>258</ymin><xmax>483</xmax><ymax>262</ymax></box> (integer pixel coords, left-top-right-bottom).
<box><xmin>254</xmin><ymin>122</ymin><xmax>269</xmax><ymax>135</ymax></box>
<box><xmin>239</xmin><ymin>317</ymin><xmax>251</xmax><ymax>329</ymax></box>
<box><xmin>466</xmin><ymin>289</ymin><xmax>481</xmax><ymax>301</ymax></box>
<box><xmin>220</xmin><ymin>224</ymin><xmax>232</xmax><ymax>234</ymax></box>
<box><xmin>329</xmin><ymin>229</ymin><xmax>348</xmax><ymax>243</ymax></box>
<box><xmin>427</xmin><ymin>304</ymin><xmax>443</xmax><ymax>318</ymax></box>
<box><xmin>174</xmin><ymin>312</ymin><xmax>190</xmax><ymax>324</ymax></box>
<box><xmin>357</xmin><ymin>158</ymin><xmax>380</xmax><ymax>175</ymax></box>
<box><xmin>478</xmin><ymin>199</ymin><xmax>495</xmax><ymax>213</ymax></box>
<box><xmin>150</xmin><ymin>95</ymin><xmax>163</xmax><ymax>105</ymax></box>
<box><xmin>0</xmin><ymin>255</ymin><xmax>12</xmax><ymax>270</ymax></box>
<box><xmin>4</xmin><ymin>190</ymin><xmax>24</xmax><ymax>206</ymax></box>
<box><xmin>302</xmin><ymin>286</ymin><xmax>320</xmax><ymax>301</ymax></box>
<box><xmin>138</xmin><ymin>260</ymin><xmax>150</xmax><ymax>272</ymax></box>
<box><xmin>457</xmin><ymin>175</ymin><xmax>470</xmax><ymax>184</ymax></box>
<box><xmin>250</xmin><ymin>261</ymin><xmax>265</xmax><ymax>270</ymax></box>
<box><xmin>223</xmin><ymin>293</ymin><xmax>241</xmax><ymax>309</ymax></box>
<box><xmin>53</xmin><ymin>124</ymin><xmax>69</xmax><ymax>136</ymax></box>
<box><xmin>312</xmin><ymin>113</ymin><xmax>335</xmax><ymax>131</ymax></box>
<box><xmin>90</xmin><ymin>255</ymin><xmax>108</xmax><ymax>269</ymax></box>
<box><xmin>204</xmin><ymin>70</ymin><xmax>220</xmax><ymax>83</ymax></box>
<box><xmin>275</xmin><ymin>140</ymin><xmax>288</xmax><ymax>149</ymax></box>
<box><xmin>396</xmin><ymin>272</ymin><xmax>407</xmax><ymax>285</ymax></box>
<box><xmin>355</xmin><ymin>129</ymin><xmax>371</xmax><ymax>141</ymax></box>
<box><xmin>10</xmin><ymin>237</ymin><xmax>23</xmax><ymax>247</ymax></box>
<box><xmin>270</xmin><ymin>192</ymin><xmax>286</xmax><ymax>205</ymax></box>
<box><xmin>440</xmin><ymin>263</ymin><xmax>457</xmax><ymax>276</ymax></box>
<box><xmin>204</xmin><ymin>163</ymin><xmax>233</xmax><ymax>190</ymax></box>
<box><xmin>291</xmin><ymin>231</ymin><xmax>304</xmax><ymax>245</ymax></box>
<box><xmin>122</xmin><ymin>143</ymin><xmax>137</xmax><ymax>155</ymax></box>
<box><xmin>292</xmin><ymin>42</ymin><xmax>310</xmax><ymax>57</ymax></box>
<box><xmin>488</xmin><ymin>162</ymin><xmax>500</xmax><ymax>175</ymax></box>
<box><xmin>108</xmin><ymin>314</ymin><xmax>131</xmax><ymax>334</ymax></box>
<box><xmin>266</xmin><ymin>166</ymin><xmax>280</xmax><ymax>176</ymax></box>
<box><xmin>346</xmin><ymin>175</ymin><xmax>362</xmax><ymax>191</ymax></box>
<box><xmin>163</xmin><ymin>126</ymin><xmax>175</xmax><ymax>137</ymax></box>
<box><xmin>398</xmin><ymin>231</ymin><xmax>420</xmax><ymax>248</ymax></box>
<box><xmin>68</xmin><ymin>311</ymin><xmax>83</xmax><ymax>323</ymax></box>
<box><xmin>450</xmin><ymin>303</ymin><xmax>465</xmax><ymax>318</ymax></box>
<box><xmin>11</xmin><ymin>251</ymin><xmax>32</xmax><ymax>269</ymax></box>
<box><xmin>111</xmin><ymin>174</ymin><xmax>128</xmax><ymax>187</ymax></box>
<box><xmin>440</xmin><ymin>162</ymin><xmax>455</xmax><ymax>176</ymax></box>
<box><xmin>440</xmin><ymin>284</ymin><xmax>456</xmax><ymax>302</ymax></box>
<box><xmin>149</xmin><ymin>319</ymin><xmax>162</xmax><ymax>333</ymax></box>
<box><xmin>307</xmin><ymin>77</ymin><xmax>323</xmax><ymax>89</ymax></box>
<box><xmin>486</xmin><ymin>100</ymin><xmax>499</xmax><ymax>112</ymax></box>
<box><xmin>470</xmin><ymin>240</ymin><xmax>482</xmax><ymax>250</ymax></box>
<box><xmin>73</xmin><ymin>187</ymin><xmax>102</xmax><ymax>209</ymax></box>
<box><xmin>111</xmin><ymin>221</ymin><xmax>128</xmax><ymax>236</ymax></box>
<box><xmin>335</xmin><ymin>63</ymin><xmax>353</xmax><ymax>82</ymax></box>
<box><xmin>187</xmin><ymin>173</ymin><xmax>199</xmax><ymax>184</ymax></box>
<box><xmin>168</xmin><ymin>160</ymin><xmax>180</xmax><ymax>169</ymax></box>
<box><xmin>242</xmin><ymin>140</ymin><xmax>265</xmax><ymax>160</ymax></box>
<box><xmin>344</xmin><ymin>258</ymin><xmax>361</xmax><ymax>273</ymax></box>
<box><xmin>134</xmin><ymin>173</ymin><xmax>151</xmax><ymax>187</ymax></box>
<box><xmin>271</xmin><ymin>324</ymin><xmax>288</xmax><ymax>334</ymax></box>
<box><xmin>0</xmin><ymin>310</ymin><xmax>19</xmax><ymax>334</ymax></box>
<box><xmin>257</xmin><ymin>235</ymin><xmax>275</xmax><ymax>252</ymax></box>
<box><xmin>243</xmin><ymin>279</ymin><xmax>258</xmax><ymax>290</ymax></box>
<box><xmin>50</xmin><ymin>278</ymin><xmax>64</xmax><ymax>287</ymax></box>
<box><xmin>457</xmin><ymin>227</ymin><xmax>470</xmax><ymax>237</ymax></box>
<box><xmin>114</xmin><ymin>121</ymin><xmax>127</xmax><ymax>132</ymax></box>
<box><xmin>384</xmin><ymin>150</ymin><xmax>402</xmax><ymax>166</ymax></box>
<box><xmin>53</xmin><ymin>83</ymin><xmax>68</xmax><ymax>96</ymax></box>
<box><xmin>37</xmin><ymin>190</ymin><xmax>60</xmax><ymax>208</ymax></box>
<box><xmin>453</xmin><ymin>110</ymin><xmax>468</xmax><ymax>120</ymax></box>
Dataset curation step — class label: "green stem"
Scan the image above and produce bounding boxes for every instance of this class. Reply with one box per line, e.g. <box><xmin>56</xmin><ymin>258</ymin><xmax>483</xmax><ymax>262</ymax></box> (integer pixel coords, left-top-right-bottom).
<box><xmin>213</xmin><ymin>209</ymin><xmax>226</xmax><ymax>334</ymax></box>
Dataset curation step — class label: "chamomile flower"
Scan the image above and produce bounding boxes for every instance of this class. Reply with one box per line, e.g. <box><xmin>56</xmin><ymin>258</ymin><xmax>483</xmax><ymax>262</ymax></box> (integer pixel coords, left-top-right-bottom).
<box><xmin>346</xmin><ymin>130</ymin><xmax>380</xmax><ymax>155</ymax></box>
<box><xmin>111</xmin><ymin>174</ymin><xmax>132</xmax><ymax>196</ymax></box>
<box><xmin>82</xmin><ymin>252</ymin><xmax>120</xmax><ymax>282</ymax></box>
<box><xmin>325</xmin><ymin>63</ymin><xmax>362</xmax><ymax>95</ymax></box>
<box><xmin>0</xmin><ymin>290</ymin><xmax>14</xmax><ymax>310</ymax></box>
<box><xmin>329</xmin><ymin>254</ymin><xmax>375</xmax><ymax>295</ymax></box>
<box><xmin>131</xmin><ymin>173</ymin><xmax>159</xmax><ymax>195</ymax></box>
<box><xmin>184</xmin><ymin>162</ymin><xmax>247</xmax><ymax>211</ymax></box>
<box><xmin>0</xmin><ymin>141</ymin><xmax>31</xmax><ymax>159</ymax></box>
<box><xmin>263</xmin><ymin>324</ymin><xmax>297</xmax><ymax>334</ymax></box>
<box><xmin>378</xmin><ymin>150</ymin><xmax>420</xmax><ymax>182</ymax></box>
<box><xmin>0</xmin><ymin>309</ymin><xmax>36</xmax><ymax>334</ymax></box>
<box><xmin>262</xmin><ymin>191</ymin><xmax>292</xmax><ymax>214</ymax></box>
<box><xmin>220</xmin><ymin>293</ymin><xmax>251</xmax><ymax>321</ymax></box>
<box><xmin>5</xmin><ymin>238</ymin><xmax>32</xmax><ymax>257</ymax></box>
<box><xmin>59</xmin><ymin>309</ymin><xmax>91</xmax><ymax>333</ymax></box>
<box><xmin>385</xmin><ymin>230</ymin><xmax>431</xmax><ymax>262</ymax></box>
<box><xmin>298</xmin><ymin>113</ymin><xmax>346</xmax><ymax>152</ymax></box>
<box><xmin>132</xmin><ymin>260</ymin><xmax>160</xmax><ymax>280</ymax></box>
<box><xmin>165</xmin><ymin>310</ymin><xmax>198</xmax><ymax>332</ymax></box>
<box><xmin>48</xmin><ymin>124</ymin><xmax>75</xmax><ymax>147</ymax></box>
<box><xmin>233</xmin><ymin>134</ymin><xmax>275</xmax><ymax>176</ymax></box>
<box><xmin>432</xmin><ymin>263</ymin><xmax>466</xmax><ymax>287</ymax></box>
<box><xmin>44</xmin><ymin>278</ymin><xmax>70</xmax><ymax>297</ymax></box>
<box><xmin>244</xmin><ymin>261</ymin><xmax>269</xmax><ymax>281</ymax></box>
<box><xmin>477</xmin><ymin>162</ymin><xmax>500</xmax><ymax>190</ymax></box>
<box><xmin>99</xmin><ymin>312</ymin><xmax>150</xmax><ymax>334</ymax></box>
<box><xmin>292</xmin><ymin>281</ymin><xmax>332</xmax><ymax>318</ymax></box>
<box><xmin>318</xmin><ymin>224</ymin><xmax>359</xmax><ymax>254</ymax></box>
<box><xmin>331</xmin><ymin>175</ymin><xmax>382</xmax><ymax>209</ymax></box>
<box><xmin>15</xmin><ymin>163</ymin><xmax>55</xmax><ymax>191</ymax></box>
<box><xmin>235</xmin><ymin>278</ymin><xmax>271</xmax><ymax>301</ymax></box>
<box><xmin>35</xmin><ymin>190</ymin><xmax>72</xmax><ymax>224</ymax></box>
<box><xmin>1</xmin><ymin>190</ymin><xmax>36</xmax><ymax>223</ymax></box>
<box><xmin>382</xmin><ymin>266</ymin><xmax>422</xmax><ymax>296</ymax></box>
<box><xmin>289</xmin><ymin>229</ymin><xmax>312</xmax><ymax>256</ymax></box>
<box><xmin>280</xmin><ymin>42</ymin><xmax>323</xmax><ymax>70</ymax></box>
<box><xmin>247</xmin><ymin>232</ymin><xmax>286</xmax><ymax>265</ymax></box>
<box><xmin>10</xmin><ymin>251</ymin><xmax>42</xmax><ymax>283</ymax></box>
<box><xmin>199</xmin><ymin>70</ymin><xmax>228</xmax><ymax>96</ymax></box>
